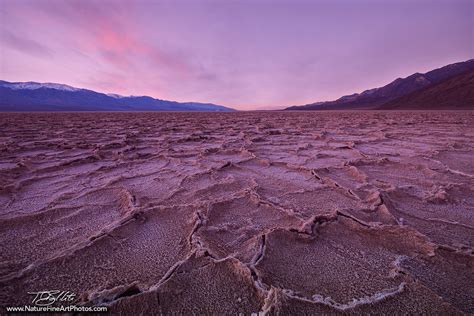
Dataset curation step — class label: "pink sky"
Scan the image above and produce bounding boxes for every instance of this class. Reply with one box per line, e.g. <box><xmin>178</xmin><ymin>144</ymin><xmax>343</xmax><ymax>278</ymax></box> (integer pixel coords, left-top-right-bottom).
<box><xmin>0</xmin><ymin>0</ymin><xmax>472</xmax><ymax>110</ymax></box>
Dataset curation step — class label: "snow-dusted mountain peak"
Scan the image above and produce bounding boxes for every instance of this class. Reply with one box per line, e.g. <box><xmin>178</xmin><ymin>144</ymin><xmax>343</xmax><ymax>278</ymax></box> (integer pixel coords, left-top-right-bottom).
<box><xmin>0</xmin><ymin>81</ymin><xmax>81</xmax><ymax>92</ymax></box>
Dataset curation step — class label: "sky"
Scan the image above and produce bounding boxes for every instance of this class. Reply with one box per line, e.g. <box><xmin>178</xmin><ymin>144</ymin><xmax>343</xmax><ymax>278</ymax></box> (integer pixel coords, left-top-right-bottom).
<box><xmin>0</xmin><ymin>0</ymin><xmax>472</xmax><ymax>110</ymax></box>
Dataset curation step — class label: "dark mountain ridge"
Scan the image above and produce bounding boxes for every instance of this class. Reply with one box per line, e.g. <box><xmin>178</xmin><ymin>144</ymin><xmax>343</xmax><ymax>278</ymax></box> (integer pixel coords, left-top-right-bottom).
<box><xmin>286</xmin><ymin>59</ymin><xmax>474</xmax><ymax>110</ymax></box>
<box><xmin>380</xmin><ymin>69</ymin><xmax>474</xmax><ymax>109</ymax></box>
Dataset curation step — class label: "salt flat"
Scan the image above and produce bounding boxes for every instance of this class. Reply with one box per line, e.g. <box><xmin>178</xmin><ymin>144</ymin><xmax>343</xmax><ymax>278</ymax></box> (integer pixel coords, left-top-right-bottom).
<box><xmin>0</xmin><ymin>111</ymin><xmax>473</xmax><ymax>314</ymax></box>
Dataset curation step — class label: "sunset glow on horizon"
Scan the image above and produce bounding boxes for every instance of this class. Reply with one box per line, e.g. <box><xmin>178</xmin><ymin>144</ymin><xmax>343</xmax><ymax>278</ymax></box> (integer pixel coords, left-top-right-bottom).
<box><xmin>0</xmin><ymin>0</ymin><xmax>472</xmax><ymax>110</ymax></box>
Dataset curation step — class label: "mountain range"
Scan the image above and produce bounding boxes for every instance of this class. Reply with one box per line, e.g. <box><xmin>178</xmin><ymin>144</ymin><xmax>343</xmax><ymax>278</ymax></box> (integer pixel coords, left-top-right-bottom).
<box><xmin>286</xmin><ymin>59</ymin><xmax>474</xmax><ymax>110</ymax></box>
<box><xmin>1</xmin><ymin>59</ymin><xmax>473</xmax><ymax>112</ymax></box>
<box><xmin>0</xmin><ymin>81</ymin><xmax>235</xmax><ymax>112</ymax></box>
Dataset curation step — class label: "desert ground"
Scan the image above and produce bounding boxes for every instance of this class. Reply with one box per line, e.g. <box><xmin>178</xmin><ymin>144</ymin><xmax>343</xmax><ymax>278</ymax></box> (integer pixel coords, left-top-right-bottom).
<box><xmin>0</xmin><ymin>111</ymin><xmax>473</xmax><ymax>314</ymax></box>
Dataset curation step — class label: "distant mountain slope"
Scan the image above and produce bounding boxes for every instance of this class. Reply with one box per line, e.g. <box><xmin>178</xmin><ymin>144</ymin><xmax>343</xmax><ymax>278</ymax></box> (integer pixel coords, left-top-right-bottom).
<box><xmin>380</xmin><ymin>69</ymin><xmax>474</xmax><ymax>110</ymax></box>
<box><xmin>286</xmin><ymin>59</ymin><xmax>474</xmax><ymax>110</ymax></box>
<box><xmin>0</xmin><ymin>80</ymin><xmax>235</xmax><ymax>112</ymax></box>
